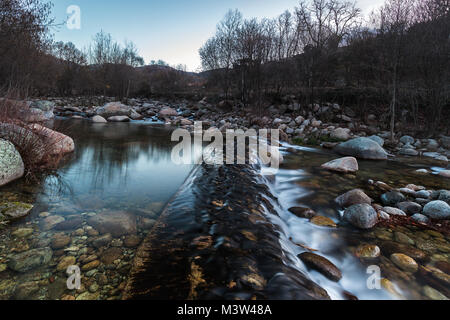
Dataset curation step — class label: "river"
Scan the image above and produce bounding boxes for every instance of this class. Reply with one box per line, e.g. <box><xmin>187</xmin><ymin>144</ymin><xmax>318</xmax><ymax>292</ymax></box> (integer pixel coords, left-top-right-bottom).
<box><xmin>0</xmin><ymin>119</ymin><xmax>448</xmax><ymax>300</ymax></box>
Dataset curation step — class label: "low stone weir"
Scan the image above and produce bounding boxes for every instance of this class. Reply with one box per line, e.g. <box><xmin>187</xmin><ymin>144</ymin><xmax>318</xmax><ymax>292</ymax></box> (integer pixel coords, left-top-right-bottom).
<box><xmin>123</xmin><ymin>163</ymin><xmax>329</xmax><ymax>300</ymax></box>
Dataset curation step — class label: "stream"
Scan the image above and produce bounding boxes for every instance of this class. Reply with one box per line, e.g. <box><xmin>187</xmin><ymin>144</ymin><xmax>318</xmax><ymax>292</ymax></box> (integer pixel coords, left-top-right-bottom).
<box><xmin>0</xmin><ymin>119</ymin><xmax>448</xmax><ymax>300</ymax></box>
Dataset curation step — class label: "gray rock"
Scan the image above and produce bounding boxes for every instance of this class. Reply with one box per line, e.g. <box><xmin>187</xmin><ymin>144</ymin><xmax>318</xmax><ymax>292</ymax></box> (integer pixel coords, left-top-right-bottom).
<box><xmin>411</xmin><ymin>214</ymin><xmax>429</xmax><ymax>224</ymax></box>
<box><xmin>397</xmin><ymin>202</ymin><xmax>422</xmax><ymax>215</ymax></box>
<box><xmin>335</xmin><ymin>189</ymin><xmax>372</xmax><ymax>207</ymax></box>
<box><xmin>426</xmin><ymin>139</ymin><xmax>439</xmax><ymax>151</ymax></box>
<box><xmin>344</xmin><ymin>204</ymin><xmax>378</xmax><ymax>229</ymax></box>
<box><xmin>381</xmin><ymin>191</ymin><xmax>406</xmax><ymax>206</ymax></box>
<box><xmin>321</xmin><ymin>157</ymin><xmax>358</xmax><ymax>173</ymax></box>
<box><xmin>438</xmin><ymin>190</ymin><xmax>450</xmax><ymax>204</ymax></box>
<box><xmin>87</xmin><ymin>211</ymin><xmax>136</xmax><ymax>237</ymax></box>
<box><xmin>399</xmin><ymin>148</ymin><xmax>419</xmax><ymax>156</ymax></box>
<box><xmin>91</xmin><ymin>115</ymin><xmax>107</xmax><ymax>123</ymax></box>
<box><xmin>298</xmin><ymin>252</ymin><xmax>342</xmax><ymax>282</ymax></box>
<box><xmin>416</xmin><ymin>190</ymin><xmax>431</xmax><ymax>199</ymax></box>
<box><xmin>400</xmin><ymin>136</ymin><xmax>415</xmax><ymax>145</ymax></box>
<box><xmin>383</xmin><ymin>207</ymin><xmax>407</xmax><ymax>216</ymax></box>
<box><xmin>31</xmin><ymin>100</ymin><xmax>55</xmax><ymax>112</ymax></box>
<box><xmin>423</xmin><ymin>201</ymin><xmax>450</xmax><ymax>220</ymax></box>
<box><xmin>0</xmin><ymin>139</ymin><xmax>24</xmax><ymax>187</ymax></box>
<box><xmin>368</xmin><ymin>135</ymin><xmax>384</xmax><ymax>147</ymax></box>
<box><xmin>96</xmin><ymin>102</ymin><xmax>132</xmax><ymax>118</ymax></box>
<box><xmin>108</xmin><ymin>116</ymin><xmax>130</xmax><ymax>122</ymax></box>
<box><xmin>330</xmin><ymin>128</ymin><xmax>351</xmax><ymax>141</ymax></box>
<box><xmin>8</xmin><ymin>248</ymin><xmax>53</xmax><ymax>272</ymax></box>
<box><xmin>335</xmin><ymin>137</ymin><xmax>388</xmax><ymax>160</ymax></box>
<box><xmin>0</xmin><ymin>202</ymin><xmax>33</xmax><ymax>220</ymax></box>
<box><xmin>423</xmin><ymin>152</ymin><xmax>448</xmax><ymax>162</ymax></box>
<box><xmin>159</xmin><ymin>107</ymin><xmax>178</xmax><ymax>117</ymax></box>
<box><xmin>295</xmin><ymin>116</ymin><xmax>305</xmax><ymax>125</ymax></box>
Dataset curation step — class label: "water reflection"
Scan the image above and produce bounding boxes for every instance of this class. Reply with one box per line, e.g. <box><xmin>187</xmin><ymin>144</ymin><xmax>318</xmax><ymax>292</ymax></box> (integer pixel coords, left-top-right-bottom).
<box><xmin>43</xmin><ymin>120</ymin><xmax>194</xmax><ymax>208</ymax></box>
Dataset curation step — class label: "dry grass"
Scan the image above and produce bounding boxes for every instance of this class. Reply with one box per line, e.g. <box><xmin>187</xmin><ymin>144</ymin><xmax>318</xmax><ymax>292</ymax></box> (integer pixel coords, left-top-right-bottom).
<box><xmin>0</xmin><ymin>93</ymin><xmax>68</xmax><ymax>178</ymax></box>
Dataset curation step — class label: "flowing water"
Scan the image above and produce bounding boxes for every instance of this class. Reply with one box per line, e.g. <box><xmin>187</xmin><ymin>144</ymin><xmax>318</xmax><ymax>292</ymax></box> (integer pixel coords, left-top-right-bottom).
<box><xmin>0</xmin><ymin>119</ymin><xmax>449</xmax><ymax>300</ymax></box>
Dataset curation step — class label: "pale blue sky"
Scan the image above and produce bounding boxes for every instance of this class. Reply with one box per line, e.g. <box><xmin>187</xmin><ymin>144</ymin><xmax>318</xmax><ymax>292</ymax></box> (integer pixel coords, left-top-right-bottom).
<box><xmin>51</xmin><ymin>0</ymin><xmax>384</xmax><ymax>71</ymax></box>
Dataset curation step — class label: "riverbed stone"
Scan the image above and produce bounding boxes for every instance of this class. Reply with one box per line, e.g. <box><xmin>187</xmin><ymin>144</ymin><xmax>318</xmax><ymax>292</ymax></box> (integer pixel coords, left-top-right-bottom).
<box><xmin>54</xmin><ymin>217</ymin><xmax>84</xmax><ymax>231</ymax></box>
<box><xmin>423</xmin><ymin>201</ymin><xmax>450</xmax><ymax>220</ymax></box>
<box><xmin>91</xmin><ymin>115</ymin><xmax>107</xmax><ymax>123</ymax></box>
<box><xmin>76</xmin><ymin>291</ymin><xmax>100</xmax><ymax>300</ymax></box>
<box><xmin>397</xmin><ymin>202</ymin><xmax>422</xmax><ymax>215</ymax></box>
<box><xmin>422</xmin><ymin>286</ymin><xmax>448</xmax><ymax>300</ymax></box>
<box><xmin>101</xmin><ymin>247</ymin><xmax>123</xmax><ymax>264</ymax></box>
<box><xmin>288</xmin><ymin>207</ymin><xmax>317</xmax><ymax>219</ymax></box>
<box><xmin>41</xmin><ymin>215</ymin><xmax>65</xmax><ymax>231</ymax></box>
<box><xmin>368</xmin><ymin>135</ymin><xmax>384</xmax><ymax>147</ymax></box>
<box><xmin>87</xmin><ymin>211</ymin><xmax>136</xmax><ymax>237</ymax></box>
<box><xmin>381</xmin><ymin>242</ymin><xmax>427</xmax><ymax>261</ymax></box>
<box><xmin>394</xmin><ymin>232</ymin><xmax>415</xmax><ymax>245</ymax></box>
<box><xmin>92</xmin><ymin>233</ymin><xmax>112</xmax><ymax>248</ymax></box>
<box><xmin>30</xmin><ymin>124</ymin><xmax>75</xmax><ymax>155</ymax></box>
<box><xmin>416</xmin><ymin>190</ymin><xmax>431</xmax><ymax>199</ymax></box>
<box><xmin>96</xmin><ymin>102</ymin><xmax>132</xmax><ymax>118</ymax></box>
<box><xmin>438</xmin><ymin>190</ymin><xmax>450</xmax><ymax>203</ymax></box>
<box><xmin>159</xmin><ymin>107</ymin><xmax>178</xmax><ymax>117</ymax></box>
<box><xmin>321</xmin><ymin>157</ymin><xmax>358</xmax><ymax>173</ymax></box>
<box><xmin>400</xmin><ymin>136</ymin><xmax>415</xmax><ymax>145</ymax></box>
<box><xmin>82</xmin><ymin>260</ymin><xmax>100</xmax><ymax>271</ymax></box>
<box><xmin>310</xmin><ymin>216</ymin><xmax>337</xmax><ymax>227</ymax></box>
<box><xmin>411</xmin><ymin>214</ymin><xmax>429</xmax><ymax>224</ymax></box>
<box><xmin>355</xmin><ymin>244</ymin><xmax>381</xmax><ymax>259</ymax></box>
<box><xmin>0</xmin><ymin>139</ymin><xmax>25</xmax><ymax>187</ymax></box>
<box><xmin>381</xmin><ymin>191</ymin><xmax>406</xmax><ymax>206</ymax></box>
<box><xmin>344</xmin><ymin>204</ymin><xmax>378</xmax><ymax>229</ymax></box>
<box><xmin>108</xmin><ymin>116</ymin><xmax>130</xmax><ymax>122</ymax></box>
<box><xmin>11</xmin><ymin>228</ymin><xmax>33</xmax><ymax>238</ymax></box>
<box><xmin>335</xmin><ymin>137</ymin><xmax>388</xmax><ymax>160</ymax></box>
<box><xmin>8</xmin><ymin>248</ymin><xmax>53</xmax><ymax>272</ymax></box>
<box><xmin>56</xmin><ymin>256</ymin><xmax>76</xmax><ymax>272</ymax></box>
<box><xmin>0</xmin><ymin>202</ymin><xmax>33</xmax><ymax>220</ymax></box>
<box><xmin>51</xmin><ymin>233</ymin><xmax>71</xmax><ymax>249</ymax></box>
<box><xmin>390</xmin><ymin>253</ymin><xmax>418</xmax><ymax>273</ymax></box>
<box><xmin>124</xmin><ymin>235</ymin><xmax>142</xmax><ymax>248</ymax></box>
<box><xmin>399</xmin><ymin>148</ymin><xmax>419</xmax><ymax>156</ymax></box>
<box><xmin>330</xmin><ymin>128</ymin><xmax>351</xmax><ymax>141</ymax></box>
<box><xmin>335</xmin><ymin>189</ymin><xmax>372</xmax><ymax>207</ymax></box>
<box><xmin>298</xmin><ymin>252</ymin><xmax>342</xmax><ymax>282</ymax></box>
<box><xmin>383</xmin><ymin>207</ymin><xmax>407</xmax><ymax>216</ymax></box>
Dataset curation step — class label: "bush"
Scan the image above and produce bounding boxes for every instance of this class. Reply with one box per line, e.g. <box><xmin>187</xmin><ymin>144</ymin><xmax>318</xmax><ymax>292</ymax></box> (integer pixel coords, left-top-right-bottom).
<box><xmin>0</xmin><ymin>96</ymin><xmax>67</xmax><ymax>177</ymax></box>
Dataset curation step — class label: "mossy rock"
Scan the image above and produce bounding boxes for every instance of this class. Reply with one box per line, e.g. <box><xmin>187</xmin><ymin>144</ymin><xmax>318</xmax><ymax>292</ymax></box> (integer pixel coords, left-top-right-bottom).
<box><xmin>0</xmin><ymin>202</ymin><xmax>33</xmax><ymax>220</ymax></box>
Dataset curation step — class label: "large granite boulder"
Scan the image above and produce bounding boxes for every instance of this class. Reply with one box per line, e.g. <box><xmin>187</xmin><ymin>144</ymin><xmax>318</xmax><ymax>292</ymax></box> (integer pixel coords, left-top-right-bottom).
<box><xmin>0</xmin><ymin>139</ymin><xmax>24</xmax><ymax>186</ymax></box>
<box><xmin>334</xmin><ymin>137</ymin><xmax>388</xmax><ymax>160</ymax></box>
<box><xmin>30</xmin><ymin>124</ymin><xmax>75</xmax><ymax>155</ymax></box>
<box><xmin>24</xmin><ymin>100</ymin><xmax>55</xmax><ymax>122</ymax></box>
<box><xmin>96</xmin><ymin>102</ymin><xmax>132</xmax><ymax>118</ymax></box>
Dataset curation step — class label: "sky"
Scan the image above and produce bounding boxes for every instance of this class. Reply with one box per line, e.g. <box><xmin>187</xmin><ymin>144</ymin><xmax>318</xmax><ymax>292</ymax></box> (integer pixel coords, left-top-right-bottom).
<box><xmin>51</xmin><ymin>0</ymin><xmax>385</xmax><ymax>71</ymax></box>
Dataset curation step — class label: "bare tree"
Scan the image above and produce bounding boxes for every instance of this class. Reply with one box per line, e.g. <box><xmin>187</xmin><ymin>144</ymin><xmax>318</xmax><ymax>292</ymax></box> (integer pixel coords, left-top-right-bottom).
<box><xmin>371</xmin><ymin>0</ymin><xmax>415</xmax><ymax>140</ymax></box>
